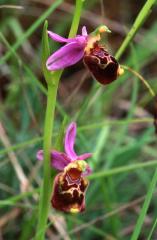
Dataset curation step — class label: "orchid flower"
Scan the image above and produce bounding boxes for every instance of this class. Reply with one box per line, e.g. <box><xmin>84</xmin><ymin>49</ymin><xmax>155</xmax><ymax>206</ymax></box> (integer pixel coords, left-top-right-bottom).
<box><xmin>51</xmin><ymin>160</ymin><xmax>90</xmax><ymax>213</ymax></box>
<box><xmin>46</xmin><ymin>25</ymin><xmax>124</xmax><ymax>85</ymax></box>
<box><xmin>37</xmin><ymin>122</ymin><xmax>92</xmax><ymax>213</ymax></box>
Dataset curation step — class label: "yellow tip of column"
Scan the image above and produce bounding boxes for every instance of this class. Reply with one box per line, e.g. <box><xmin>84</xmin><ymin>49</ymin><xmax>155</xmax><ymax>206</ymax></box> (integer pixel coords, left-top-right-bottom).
<box><xmin>70</xmin><ymin>208</ymin><xmax>79</xmax><ymax>214</ymax></box>
<box><xmin>118</xmin><ymin>67</ymin><xmax>124</xmax><ymax>76</ymax></box>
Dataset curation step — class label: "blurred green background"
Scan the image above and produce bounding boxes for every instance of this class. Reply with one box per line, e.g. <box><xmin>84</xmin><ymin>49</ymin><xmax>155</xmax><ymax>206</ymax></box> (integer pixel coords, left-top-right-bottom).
<box><xmin>1</xmin><ymin>0</ymin><xmax>157</xmax><ymax>239</ymax></box>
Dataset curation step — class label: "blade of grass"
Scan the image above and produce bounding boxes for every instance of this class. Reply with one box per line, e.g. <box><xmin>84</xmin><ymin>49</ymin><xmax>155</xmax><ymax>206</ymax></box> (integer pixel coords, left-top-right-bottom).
<box><xmin>115</xmin><ymin>0</ymin><xmax>156</xmax><ymax>60</ymax></box>
<box><xmin>0</xmin><ymin>136</ymin><xmax>42</xmax><ymax>155</ymax></box>
<box><xmin>88</xmin><ymin>160</ymin><xmax>157</xmax><ymax>179</ymax></box>
<box><xmin>147</xmin><ymin>217</ymin><xmax>157</xmax><ymax>240</ymax></box>
<box><xmin>131</xmin><ymin>168</ymin><xmax>157</xmax><ymax>240</ymax></box>
<box><xmin>0</xmin><ymin>30</ymin><xmax>68</xmax><ymax>121</ymax></box>
<box><xmin>0</xmin><ymin>0</ymin><xmax>63</xmax><ymax>65</ymax></box>
<box><xmin>0</xmin><ymin>188</ymin><xmax>39</xmax><ymax>208</ymax></box>
<box><xmin>0</xmin><ymin>118</ymin><xmax>154</xmax><ymax>156</ymax></box>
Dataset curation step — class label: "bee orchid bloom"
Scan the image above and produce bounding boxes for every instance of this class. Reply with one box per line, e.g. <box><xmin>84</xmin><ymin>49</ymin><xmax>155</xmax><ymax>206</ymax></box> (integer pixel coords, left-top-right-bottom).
<box><xmin>37</xmin><ymin>122</ymin><xmax>92</xmax><ymax>213</ymax></box>
<box><xmin>46</xmin><ymin>25</ymin><xmax>124</xmax><ymax>85</ymax></box>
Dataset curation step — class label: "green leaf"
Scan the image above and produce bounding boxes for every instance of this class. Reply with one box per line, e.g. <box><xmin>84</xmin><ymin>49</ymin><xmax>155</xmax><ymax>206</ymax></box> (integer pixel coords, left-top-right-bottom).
<box><xmin>115</xmin><ymin>0</ymin><xmax>156</xmax><ymax>60</ymax></box>
<box><xmin>0</xmin><ymin>0</ymin><xmax>63</xmax><ymax>65</ymax></box>
<box><xmin>41</xmin><ymin>20</ymin><xmax>51</xmax><ymax>83</ymax></box>
<box><xmin>131</xmin><ymin>168</ymin><xmax>157</xmax><ymax>240</ymax></box>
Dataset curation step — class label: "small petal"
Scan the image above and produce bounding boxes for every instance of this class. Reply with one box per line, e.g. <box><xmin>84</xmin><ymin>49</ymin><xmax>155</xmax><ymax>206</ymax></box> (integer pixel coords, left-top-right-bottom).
<box><xmin>51</xmin><ymin>151</ymin><xmax>71</xmax><ymax>170</ymax></box>
<box><xmin>36</xmin><ymin>150</ymin><xmax>43</xmax><ymax>161</ymax></box>
<box><xmin>75</xmin><ymin>36</ymin><xmax>87</xmax><ymax>47</ymax></box>
<box><xmin>48</xmin><ymin>31</ymin><xmax>76</xmax><ymax>43</ymax></box>
<box><xmin>46</xmin><ymin>42</ymin><xmax>84</xmax><ymax>71</ymax></box>
<box><xmin>64</xmin><ymin>122</ymin><xmax>77</xmax><ymax>160</ymax></box>
<box><xmin>48</xmin><ymin>31</ymin><xmax>87</xmax><ymax>45</ymax></box>
<box><xmin>82</xmin><ymin>26</ymin><xmax>88</xmax><ymax>37</ymax></box>
<box><xmin>77</xmin><ymin>153</ymin><xmax>92</xmax><ymax>161</ymax></box>
<box><xmin>82</xmin><ymin>165</ymin><xmax>92</xmax><ymax>177</ymax></box>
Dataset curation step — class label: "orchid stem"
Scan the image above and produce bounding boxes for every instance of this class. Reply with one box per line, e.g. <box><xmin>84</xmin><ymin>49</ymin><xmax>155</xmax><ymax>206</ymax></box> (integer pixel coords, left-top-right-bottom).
<box><xmin>122</xmin><ymin>65</ymin><xmax>155</xmax><ymax>97</ymax></box>
<box><xmin>35</xmin><ymin>1</ymin><xmax>83</xmax><ymax>239</ymax></box>
<box><xmin>35</xmin><ymin>80</ymin><xmax>60</xmax><ymax>240</ymax></box>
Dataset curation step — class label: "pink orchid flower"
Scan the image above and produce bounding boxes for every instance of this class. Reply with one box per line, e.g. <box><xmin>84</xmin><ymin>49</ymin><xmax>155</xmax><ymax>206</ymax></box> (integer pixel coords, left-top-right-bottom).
<box><xmin>51</xmin><ymin>160</ymin><xmax>90</xmax><ymax>213</ymax></box>
<box><xmin>46</xmin><ymin>25</ymin><xmax>124</xmax><ymax>85</ymax></box>
<box><xmin>37</xmin><ymin>122</ymin><xmax>92</xmax><ymax>213</ymax></box>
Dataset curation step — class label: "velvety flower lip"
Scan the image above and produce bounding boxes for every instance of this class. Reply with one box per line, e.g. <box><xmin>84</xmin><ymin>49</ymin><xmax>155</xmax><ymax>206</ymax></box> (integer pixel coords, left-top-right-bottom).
<box><xmin>37</xmin><ymin>122</ymin><xmax>92</xmax><ymax>176</ymax></box>
<box><xmin>51</xmin><ymin>170</ymin><xmax>89</xmax><ymax>213</ymax></box>
<box><xmin>46</xmin><ymin>26</ymin><xmax>88</xmax><ymax>71</ymax></box>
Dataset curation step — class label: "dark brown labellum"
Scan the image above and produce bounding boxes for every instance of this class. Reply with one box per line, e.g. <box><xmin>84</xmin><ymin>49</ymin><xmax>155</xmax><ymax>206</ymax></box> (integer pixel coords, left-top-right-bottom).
<box><xmin>83</xmin><ymin>43</ymin><xmax>120</xmax><ymax>85</ymax></box>
<box><xmin>51</xmin><ymin>168</ymin><xmax>89</xmax><ymax>213</ymax></box>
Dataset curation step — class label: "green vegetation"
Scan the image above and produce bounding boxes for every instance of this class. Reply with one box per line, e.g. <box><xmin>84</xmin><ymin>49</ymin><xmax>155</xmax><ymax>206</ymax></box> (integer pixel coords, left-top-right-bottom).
<box><xmin>1</xmin><ymin>0</ymin><xmax>157</xmax><ymax>239</ymax></box>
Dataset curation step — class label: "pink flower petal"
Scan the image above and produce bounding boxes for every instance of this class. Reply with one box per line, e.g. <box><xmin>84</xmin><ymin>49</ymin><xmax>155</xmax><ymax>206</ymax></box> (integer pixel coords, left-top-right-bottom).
<box><xmin>48</xmin><ymin>31</ymin><xmax>75</xmax><ymax>43</ymax></box>
<box><xmin>75</xmin><ymin>36</ymin><xmax>87</xmax><ymax>47</ymax></box>
<box><xmin>37</xmin><ymin>149</ymin><xmax>71</xmax><ymax>171</ymax></box>
<box><xmin>77</xmin><ymin>153</ymin><xmax>92</xmax><ymax>161</ymax></box>
<box><xmin>64</xmin><ymin>122</ymin><xmax>78</xmax><ymax>160</ymax></box>
<box><xmin>48</xmin><ymin>31</ymin><xmax>87</xmax><ymax>44</ymax></box>
<box><xmin>46</xmin><ymin>42</ymin><xmax>84</xmax><ymax>71</ymax></box>
<box><xmin>82</xmin><ymin>165</ymin><xmax>92</xmax><ymax>177</ymax></box>
<box><xmin>82</xmin><ymin>26</ymin><xmax>88</xmax><ymax>36</ymax></box>
<box><xmin>51</xmin><ymin>151</ymin><xmax>72</xmax><ymax>170</ymax></box>
<box><xmin>36</xmin><ymin>150</ymin><xmax>44</xmax><ymax>161</ymax></box>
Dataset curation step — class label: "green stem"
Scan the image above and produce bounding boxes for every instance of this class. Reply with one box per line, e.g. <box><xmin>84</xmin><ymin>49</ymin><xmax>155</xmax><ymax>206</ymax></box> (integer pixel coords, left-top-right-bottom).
<box><xmin>115</xmin><ymin>0</ymin><xmax>156</xmax><ymax>60</ymax></box>
<box><xmin>122</xmin><ymin>65</ymin><xmax>155</xmax><ymax>97</ymax></box>
<box><xmin>35</xmin><ymin>80</ymin><xmax>59</xmax><ymax>240</ymax></box>
<box><xmin>35</xmin><ymin>1</ymin><xmax>83</xmax><ymax>239</ymax></box>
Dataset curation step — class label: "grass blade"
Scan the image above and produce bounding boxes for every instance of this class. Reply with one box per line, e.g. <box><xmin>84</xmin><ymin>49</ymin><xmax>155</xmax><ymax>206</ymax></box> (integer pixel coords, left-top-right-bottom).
<box><xmin>131</xmin><ymin>168</ymin><xmax>157</xmax><ymax>240</ymax></box>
